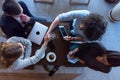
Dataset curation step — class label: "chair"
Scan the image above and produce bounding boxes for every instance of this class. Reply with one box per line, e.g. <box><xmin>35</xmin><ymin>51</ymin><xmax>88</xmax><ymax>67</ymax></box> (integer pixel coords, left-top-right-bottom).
<box><xmin>70</xmin><ymin>0</ymin><xmax>90</xmax><ymax>5</ymax></box>
<box><xmin>34</xmin><ymin>0</ymin><xmax>54</xmax><ymax>4</ymax></box>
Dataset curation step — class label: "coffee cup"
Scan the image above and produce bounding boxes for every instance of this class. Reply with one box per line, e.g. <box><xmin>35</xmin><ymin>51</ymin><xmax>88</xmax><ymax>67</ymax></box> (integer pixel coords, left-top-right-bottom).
<box><xmin>46</xmin><ymin>52</ymin><xmax>56</xmax><ymax>62</ymax></box>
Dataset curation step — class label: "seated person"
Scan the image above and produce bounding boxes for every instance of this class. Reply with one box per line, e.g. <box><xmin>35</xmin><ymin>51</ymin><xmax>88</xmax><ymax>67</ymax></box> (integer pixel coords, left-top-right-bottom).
<box><xmin>0</xmin><ymin>36</ymin><xmax>50</xmax><ymax>70</ymax></box>
<box><xmin>46</xmin><ymin>10</ymin><xmax>107</xmax><ymax>42</ymax></box>
<box><xmin>68</xmin><ymin>42</ymin><xmax>120</xmax><ymax>73</ymax></box>
<box><xmin>49</xmin><ymin>42</ymin><xmax>120</xmax><ymax>76</ymax></box>
<box><xmin>0</xmin><ymin>0</ymin><xmax>47</xmax><ymax>38</ymax></box>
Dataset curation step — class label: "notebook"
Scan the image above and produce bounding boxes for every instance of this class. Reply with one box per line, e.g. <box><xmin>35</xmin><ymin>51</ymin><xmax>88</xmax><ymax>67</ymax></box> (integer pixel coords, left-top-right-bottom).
<box><xmin>27</xmin><ymin>22</ymin><xmax>48</xmax><ymax>45</ymax></box>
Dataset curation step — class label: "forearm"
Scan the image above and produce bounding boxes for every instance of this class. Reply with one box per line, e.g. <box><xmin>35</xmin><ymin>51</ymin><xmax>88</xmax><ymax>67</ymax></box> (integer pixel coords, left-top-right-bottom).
<box><xmin>19</xmin><ymin>37</ymin><xmax>32</xmax><ymax>58</ymax></box>
<box><xmin>47</xmin><ymin>16</ymin><xmax>60</xmax><ymax>33</ymax></box>
<box><xmin>78</xmin><ymin>59</ymin><xmax>85</xmax><ymax>64</ymax></box>
<box><xmin>72</xmin><ymin>48</ymin><xmax>79</xmax><ymax>53</ymax></box>
<box><xmin>24</xmin><ymin>45</ymin><xmax>32</xmax><ymax>58</ymax></box>
<box><xmin>71</xmin><ymin>36</ymin><xmax>84</xmax><ymax>41</ymax></box>
<box><xmin>42</xmin><ymin>42</ymin><xmax>48</xmax><ymax>48</ymax></box>
<box><xmin>15</xmin><ymin>45</ymin><xmax>47</xmax><ymax>70</ymax></box>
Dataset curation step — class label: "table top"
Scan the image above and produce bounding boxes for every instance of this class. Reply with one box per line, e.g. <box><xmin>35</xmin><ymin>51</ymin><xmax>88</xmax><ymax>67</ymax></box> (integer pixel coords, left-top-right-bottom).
<box><xmin>31</xmin><ymin>22</ymin><xmax>85</xmax><ymax>67</ymax></box>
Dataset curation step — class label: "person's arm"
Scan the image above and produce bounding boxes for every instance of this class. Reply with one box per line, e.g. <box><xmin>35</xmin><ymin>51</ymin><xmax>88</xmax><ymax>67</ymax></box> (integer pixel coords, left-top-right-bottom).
<box><xmin>45</xmin><ymin>16</ymin><xmax>60</xmax><ymax>40</ymax></box>
<box><xmin>11</xmin><ymin>44</ymin><xmax>46</xmax><ymax>70</ymax></box>
<box><xmin>71</xmin><ymin>36</ymin><xmax>84</xmax><ymax>41</ymax></box>
<box><xmin>6</xmin><ymin>36</ymin><xmax>32</xmax><ymax>58</ymax></box>
<box><xmin>10</xmin><ymin>37</ymin><xmax>50</xmax><ymax>70</ymax></box>
<box><xmin>47</xmin><ymin>10</ymin><xmax>83</xmax><ymax>34</ymax></box>
<box><xmin>78</xmin><ymin>58</ymin><xmax>85</xmax><ymax>64</ymax></box>
<box><xmin>19</xmin><ymin>1</ymin><xmax>35</xmax><ymax>24</ymax></box>
<box><xmin>64</xmin><ymin>36</ymin><xmax>84</xmax><ymax>41</ymax></box>
<box><xmin>20</xmin><ymin>14</ymin><xmax>31</xmax><ymax>23</ymax></box>
<box><xmin>68</xmin><ymin>48</ymin><xmax>79</xmax><ymax>59</ymax></box>
<box><xmin>46</xmin><ymin>10</ymin><xmax>79</xmax><ymax>39</ymax></box>
<box><xmin>47</xmin><ymin>16</ymin><xmax>60</xmax><ymax>34</ymax></box>
<box><xmin>68</xmin><ymin>48</ymin><xmax>85</xmax><ymax>64</ymax></box>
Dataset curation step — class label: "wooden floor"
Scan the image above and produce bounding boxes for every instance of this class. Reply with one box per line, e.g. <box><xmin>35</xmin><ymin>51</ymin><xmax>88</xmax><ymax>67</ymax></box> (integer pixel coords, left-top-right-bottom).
<box><xmin>0</xmin><ymin>73</ymin><xmax>80</xmax><ymax>80</ymax></box>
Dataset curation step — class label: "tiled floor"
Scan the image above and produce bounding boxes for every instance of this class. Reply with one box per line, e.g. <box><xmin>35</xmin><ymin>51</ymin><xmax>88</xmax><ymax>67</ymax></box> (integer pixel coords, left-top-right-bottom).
<box><xmin>1</xmin><ymin>0</ymin><xmax>120</xmax><ymax>80</ymax></box>
<box><xmin>34</xmin><ymin>65</ymin><xmax>84</xmax><ymax>74</ymax></box>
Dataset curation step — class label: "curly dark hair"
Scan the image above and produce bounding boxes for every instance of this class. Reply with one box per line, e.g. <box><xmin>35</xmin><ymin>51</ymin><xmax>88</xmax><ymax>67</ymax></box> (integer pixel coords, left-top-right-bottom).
<box><xmin>82</xmin><ymin>13</ymin><xmax>107</xmax><ymax>41</ymax></box>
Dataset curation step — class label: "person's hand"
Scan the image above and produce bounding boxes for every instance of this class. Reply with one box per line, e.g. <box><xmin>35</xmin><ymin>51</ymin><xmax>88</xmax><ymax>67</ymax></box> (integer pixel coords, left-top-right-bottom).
<box><xmin>68</xmin><ymin>51</ymin><xmax>75</xmax><ymax>59</ymax></box>
<box><xmin>43</xmin><ymin>33</ymin><xmax>51</xmax><ymax>46</ymax></box>
<box><xmin>64</xmin><ymin>36</ymin><xmax>73</xmax><ymax>41</ymax></box>
<box><xmin>45</xmin><ymin>32</ymin><xmax>51</xmax><ymax>40</ymax></box>
<box><xmin>20</xmin><ymin>14</ymin><xmax>30</xmax><ymax>22</ymax></box>
<box><xmin>44</xmin><ymin>36</ymin><xmax>51</xmax><ymax>44</ymax></box>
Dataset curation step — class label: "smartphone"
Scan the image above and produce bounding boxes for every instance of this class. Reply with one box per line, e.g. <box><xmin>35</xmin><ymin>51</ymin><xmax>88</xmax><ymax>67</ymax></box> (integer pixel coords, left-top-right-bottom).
<box><xmin>59</xmin><ymin>26</ymin><xmax>68</xmax><ymax>38</ymax></box>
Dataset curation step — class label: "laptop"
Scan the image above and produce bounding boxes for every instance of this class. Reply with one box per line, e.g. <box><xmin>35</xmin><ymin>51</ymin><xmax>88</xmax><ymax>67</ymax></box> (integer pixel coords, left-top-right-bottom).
<box><xmin>27</xmin><ymin>22</ymin><xmax>48</xmax><ymax>45</ymax></box>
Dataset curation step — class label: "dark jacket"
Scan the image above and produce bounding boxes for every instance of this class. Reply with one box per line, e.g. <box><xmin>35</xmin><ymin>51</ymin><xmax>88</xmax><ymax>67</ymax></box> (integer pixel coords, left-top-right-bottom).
<box><xmin>0</xmin><ymin>1</ymin><xmax>46</xmax><ymax>38</ymax></box>
<box><xmin>74</xmin><ymin>42</ymin><xmax>111</xmax><ymax>73</ymax></box>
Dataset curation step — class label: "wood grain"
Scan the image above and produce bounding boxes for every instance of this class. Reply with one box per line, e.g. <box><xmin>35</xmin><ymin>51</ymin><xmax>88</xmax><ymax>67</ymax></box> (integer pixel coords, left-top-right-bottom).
<box><xmin>0</xmin><ymin>73</ymin><xmax>80</xmax><ymax>80</ymax></box>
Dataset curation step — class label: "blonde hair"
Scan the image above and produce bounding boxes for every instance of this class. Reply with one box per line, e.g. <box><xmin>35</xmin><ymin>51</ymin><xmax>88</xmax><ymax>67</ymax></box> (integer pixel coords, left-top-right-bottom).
<box><xmin>0</xmin><ymin>42</ymin><xmax>23</xmax><ymax>68</ymax></box>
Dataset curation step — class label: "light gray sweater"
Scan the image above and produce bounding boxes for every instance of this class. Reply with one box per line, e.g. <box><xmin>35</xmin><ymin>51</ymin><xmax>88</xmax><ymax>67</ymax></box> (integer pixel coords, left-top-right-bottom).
<box><xmin>6</xmin><ymin>36</ymin><xmax>46</xmax><ymax>70</ymax></box>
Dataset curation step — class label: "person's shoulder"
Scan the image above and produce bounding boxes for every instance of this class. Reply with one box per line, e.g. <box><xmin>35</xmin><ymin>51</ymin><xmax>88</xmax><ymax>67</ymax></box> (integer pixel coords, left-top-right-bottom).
<box><xmin>68</xmin><ymin>10</ymin><xmax>91</xmax><ymax>16</ymax></box>
<box><xmin>8</xmin><ymin>36</ymin><xmax>27</xmax><ymax>40</ymax></box>
<box><xmin>1</xmin><ymin>13</ymin><xmax>14</xmax><ymax>22</ymax></box>
<box><xmin>18</xmin><ymin>1</ymin><xmax>25</xmax><ymax>4</ymax></box>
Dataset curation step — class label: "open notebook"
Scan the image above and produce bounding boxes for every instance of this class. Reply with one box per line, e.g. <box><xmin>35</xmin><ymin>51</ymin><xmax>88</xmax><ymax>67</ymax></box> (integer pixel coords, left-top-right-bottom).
<box><xmin>27</xmin><ymin>22</ymin><xmax>48</xmax><ymax>45</ymax></box>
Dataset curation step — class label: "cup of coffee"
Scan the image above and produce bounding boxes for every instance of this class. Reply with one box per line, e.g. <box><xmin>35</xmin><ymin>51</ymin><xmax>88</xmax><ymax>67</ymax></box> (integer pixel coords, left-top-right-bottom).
<box><xmin>46</xmin><ymin>52</ymin><xmax>56</xmax><ymax>62</ymax></box>
<box><xmin>49</xmin><ymin>54</ymin><xmax>54</xmax><ymax>60</ymax></box>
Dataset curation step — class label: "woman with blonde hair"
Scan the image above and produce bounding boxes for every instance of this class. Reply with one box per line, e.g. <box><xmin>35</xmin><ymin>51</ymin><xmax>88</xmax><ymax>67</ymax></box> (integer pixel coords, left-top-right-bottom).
<box><xmin>0</xmin><ymin>36</ymin><xmax>50</xmax><ymax>70</ymax></box>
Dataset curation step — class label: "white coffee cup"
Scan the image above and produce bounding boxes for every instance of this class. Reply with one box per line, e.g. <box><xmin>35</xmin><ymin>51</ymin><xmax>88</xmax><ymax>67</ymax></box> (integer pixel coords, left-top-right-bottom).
<box><xmin>46</xmin><ymin>52</ymin><xmax>56</xmax><ymax>62</ymax></box>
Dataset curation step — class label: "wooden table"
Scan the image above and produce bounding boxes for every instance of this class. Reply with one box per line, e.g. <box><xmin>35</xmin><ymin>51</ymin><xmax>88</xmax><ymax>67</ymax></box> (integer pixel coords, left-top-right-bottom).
<box><xmin>31</xmin><ymin>22</ymin><xmax>85</xmax><ymax>67</ymax></box>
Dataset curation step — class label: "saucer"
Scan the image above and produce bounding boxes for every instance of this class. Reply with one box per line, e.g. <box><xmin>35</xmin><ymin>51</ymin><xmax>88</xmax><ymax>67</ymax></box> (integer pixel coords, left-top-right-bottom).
<box><xmin>46</xmin><ymin>52</ymin><xmax>56</xmax><ymax>62</ymax></box>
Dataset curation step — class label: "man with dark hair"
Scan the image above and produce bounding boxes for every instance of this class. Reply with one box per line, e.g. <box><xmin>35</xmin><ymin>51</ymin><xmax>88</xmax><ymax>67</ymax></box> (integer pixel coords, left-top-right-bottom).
<box><xmin>45</xmin><ymin>10</ymin><xmax>107</xmax><ymax>76</ymax></box>
<box><xmin>82</xmin><ymin>13</ymin><xmax>107</xmax><ymax>41</ymax></box>
<box><xmin>48</xmin><ymin>42</ymin><xmax>120</xmax><ymax>76</ymax></box>
<box><xmin>68</xmin><ymin>42</ymin><xmax>120</xmax><ymax>73</ymax></box>
<box><xmin>0</xmin><ymin>0</ymin><xmax>47</xmax><ymax>38</ymax></box>
<box><xmin>46</xmin><ymin>10</ymin><xmax>107</xmax><ymax>42</ymax></box>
